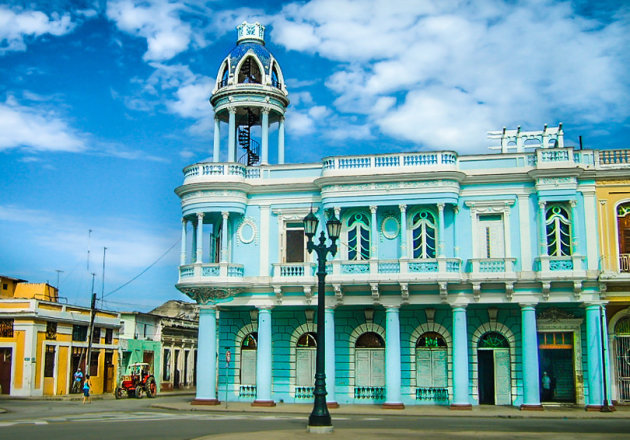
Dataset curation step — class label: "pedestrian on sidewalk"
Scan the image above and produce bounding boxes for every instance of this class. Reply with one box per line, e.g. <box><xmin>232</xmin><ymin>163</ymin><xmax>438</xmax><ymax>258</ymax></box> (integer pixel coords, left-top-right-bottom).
<box><xmin>82</xmin><ymin>374</ymin><xmax>92</xmax><ymax>404</ymax></box>
<box><xmin>541</xmin><ymin>371</ymin><xmax>552</xmax><ymax>401</ymax></box>
<box><xmin>72</xmin><ymin>367</ymin><xmax>83</xmax><ymax>394</ymax></box>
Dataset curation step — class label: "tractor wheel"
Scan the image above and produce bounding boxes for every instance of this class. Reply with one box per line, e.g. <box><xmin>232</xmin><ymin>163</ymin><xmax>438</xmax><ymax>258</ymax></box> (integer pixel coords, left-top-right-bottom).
<box><xmin>114</xmin><ymin>387</ymin><xmax>125</xmax><ymax>399</ymax></box>
<box><xmin>135</xmin><ymin>386</ymin><xmax>144</xmax><ymax>398</ymax></box>
<box><xmin>145</xmin><ymin>378</ymin><xmax>157</xmax><ymax>398</ymax></box>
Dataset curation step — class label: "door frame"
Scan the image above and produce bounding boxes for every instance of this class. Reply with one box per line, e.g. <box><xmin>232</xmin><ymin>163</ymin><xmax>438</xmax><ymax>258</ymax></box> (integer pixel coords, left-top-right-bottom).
<box><xmin>0</xmin><ymin>345</ymin><xmax>15</xmax><ymax>395</ymax></box>
<box><xmin>536</xmin><ymin>318</ymin><xmax>584</xmax><ymax>405</ymax></box>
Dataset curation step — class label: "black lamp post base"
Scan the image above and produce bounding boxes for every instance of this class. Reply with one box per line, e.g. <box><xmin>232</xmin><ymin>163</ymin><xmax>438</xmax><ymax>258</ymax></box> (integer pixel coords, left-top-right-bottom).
<box><xmin>307</xmin><ymin>424</ymin><xmax>334</xmax><ymax>434</ymax></box>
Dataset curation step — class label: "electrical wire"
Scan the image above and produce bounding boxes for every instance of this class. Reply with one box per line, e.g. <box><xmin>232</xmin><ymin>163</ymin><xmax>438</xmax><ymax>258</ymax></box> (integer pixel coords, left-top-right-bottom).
<box><xmin>102</xmin><ymin>238</ymin><xmax>180</xmax><ymax>299</ymax></box>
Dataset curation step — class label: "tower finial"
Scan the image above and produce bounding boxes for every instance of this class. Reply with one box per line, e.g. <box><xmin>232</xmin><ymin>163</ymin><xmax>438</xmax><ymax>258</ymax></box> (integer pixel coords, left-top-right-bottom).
<box><xmin>237</xmin><ymin>21</ymin><xmax>265</xmax><ymax>44</ymax></box>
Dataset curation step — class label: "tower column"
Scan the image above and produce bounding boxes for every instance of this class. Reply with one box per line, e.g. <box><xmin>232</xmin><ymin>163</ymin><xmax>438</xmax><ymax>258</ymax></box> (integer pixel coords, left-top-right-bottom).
<box><xmin>228</xmin><ymin>107</ymin><xmax>236</xmax><ymax>162</ymax></box>
<box><xmin>570</xmin><ymin>200</ymin><xmax>580</xmax><ymax>254</ymax></box>
<box><xmin>451</xmin><ymin>305</ymin><xmax>471</xmax><ymax>409</ymax></box>
<box><xmin>370</xmin><ymin>206</ymin><xmax>377</xmax><ymax>259</ymax></box>
<box><xmin>213</xmin><ymin>116</ymin><xmax>221</xmax><ymax>162</ymax></box>
<box><xmin>383</xmin><ymin>305</ymin><xmax>404</xmax><ymax>408</ymax></box>
<box><xmin>325</xmin><ymin>307</ymin><xmax>338</xmax><ymax>407</ymax></box>
<box><xmin>278</xmin><ymin>116</ymin><xmax>285</xmax><ymax>164</ymax></box>
<box><xmin>253</xmin><ymin>307</ymin><xmax>275</xmax><ymax>406</ymax></box>
<box><xmin>195</xmin><ymin>213</ymin><xmax>204</xmax><ymax>264</ymax></box>
<box><xmin>520</xmin><ymin>303</ymin><xmax>542</xmax><ymax>410</ymax></box>
<box><xmin>261</xmin><ymin>108</ymin><xmax>269</xmax><ymax>164</ymax></box>
<box><xmin>539</xmin><ymin>201</ymin><xmax>547</xmax><ymax>255</ymax></box>
<box><xmin>192</xmin><ymin>306</ymin><xmax>219</xmax><ymax>404</ymax></box>
<box><xmin>180</xmin><ymin>218</ymin><xmax>187</xmax><ymax>265</ymax></box>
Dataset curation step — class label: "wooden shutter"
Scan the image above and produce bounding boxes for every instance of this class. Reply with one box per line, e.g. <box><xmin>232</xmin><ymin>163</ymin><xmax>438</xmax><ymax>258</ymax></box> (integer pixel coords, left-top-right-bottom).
<box><xmin>355</xmin><ymin>350</ymin><xmax>371</xmax><ymax>386</ymax></box>
<box><xmin>493</xmin><ymin>349</ymin><xmax>511</xmax><ymax>405</ymax></box>
<box><xmin>241</xmin><ymin>350</ymin><xmax>257</xmax><ymax>385</ymax></box>
<box><xmin>432</xmin><ymin>348</ymin><xmax>448</xmax><ymax>388</ymax></box>
<box><xmin>296</xmin><ymin>349</ymin><xmax>314</xmax><ymax>386</ymax></box>
<box><xmin>371</xmin><ymin>350</ymin><xmax>385</xmax><ymax>387</ymax></box>
<box><xmin>416</xmin><ymin>349</ymin><xmax>433</xmax><ymax>387</ymax></box>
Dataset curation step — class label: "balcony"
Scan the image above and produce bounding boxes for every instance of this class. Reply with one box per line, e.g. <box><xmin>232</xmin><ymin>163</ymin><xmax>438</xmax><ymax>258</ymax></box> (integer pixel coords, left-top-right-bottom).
<box><xmin>534</xmin><ymin>255</ymin><xmax>586</xmax><ymax>279</ymax></box>
<box><xmin>467</xmin><ymin>258</ymin><xmax>517</xmax><ymax>282</ymax></box>
<box><xmin>178</xmin><ymin>263</ymin><xmax>245</xmax><ymax>282</ymax></box>
<box><xmin>271</xmin><ymin>262</ymin><xmax>317</xmax><ymax>283</ymax></box>
<box><xmin>620</xmin><ymin>254</ymin><xmax>630</xmax><ymax>273</ymax></box>
<box><xmin>325</xmin><ymin>258</ymin><xmax>463</xmax><ymax>284</ymax></box>
<box><xmin>321</xmin><ymin>151</ymin><xmax>459</xmax><ymax>177</ymax></box>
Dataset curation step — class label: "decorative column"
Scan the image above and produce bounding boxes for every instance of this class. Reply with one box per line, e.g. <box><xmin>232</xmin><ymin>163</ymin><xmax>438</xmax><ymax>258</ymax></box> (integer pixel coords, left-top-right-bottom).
<box><xmin>399</xmin><ymin>204</ymin><xmax>407</xmax><ymax>258</ymax></box>
<box><xmin>451</xmin><ymin>305</ymin><xmax>471</xmax><ymax>409</ymax></box>
<box><xmin>228</xmin><ymin>107</ymin><xmax>236</xmax><ymax>162</ymax></box>
<box><xmin>383</xmin><ymin>305</ymin><xmax>404</xmax><ymax>408</ymax></box>
<box><xmin>538</xmin><ymin>201</ymin><xmax>547</xmax><ymax>256</ymax></box>
<box><xmin>253</xmin><ymin>307</ymin><xmax>275</xmax><ymax>406</ymax></box>
<box><xmin>278</xmin><ymin>116</ymin><xmax>285</xmax><ymax>164</ymax></box>
<box><xmin>180</xmin><ymin>218</ymin><xmax>187</xmax><ymax>266</ymax></box>
<box><xmin>601</xmin><ymin>304</ymin><xmax>614</xmax><ymax>409</ymax></box>
<box><xmin>261</xmin><ymin>108</ymin><xmax>269</xmax><ymax>164</ymax></box>
<box><xmin>585</xmin><ymin>302</ymin><xmax>604</xmax><ymax>410</ymax></box>
<box><xmin>370</xmin><ymin>206</ymin><xmax>378</xmax><ymax>259</ymax></box>
<box><xmin>221</xmin><ymin>212</ymin><xmax>229</xmax><ymax>263</ymax></box>
<box><xmin>437</xmin><ymin>203</ymin><xmax>445</xmax><ymax>257</ymax></box>
<box><xmin>570</xmin><ymin>200</ymin><xmax>580</xmax><ymax>255</ymax></box>
<box><xmin>196</xmin><ymin>213</ymin><xmax>204</xmax><ymax>264</ymax></box>
<box><xmin>325</xmin><ymin>307</ymin><xmax>338</xmax><ymax>407</ymax></box>
<box><xmin>520</xmin><ymin>304</ymin><xmax>542</xmax><ymax>410</ymax></box>
<box><xmin>192</xmin><ymin>307</ymin><xmax>219</xmax><ymax>404</ymax></box>
<box><xmin>334</xmin><ymin>207</ymin><xmax>341</xmax><ymax>260</ymax></box>
<box><xmin>213</xmin><ymin>116</ymin><xmax>221</xmax><ymax>162</ymax></box>
<box><xmin>518</xmin><ymin>194</ymin><xmax>532</xmax><ymax>271</ymax></box>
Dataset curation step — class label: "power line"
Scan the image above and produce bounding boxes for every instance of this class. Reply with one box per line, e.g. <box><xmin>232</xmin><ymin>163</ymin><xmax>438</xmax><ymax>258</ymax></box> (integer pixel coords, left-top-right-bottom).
<box><xmin>103</xmin><ymin>239</ymin><xmax>180</xmax><ymax>299</ymax></box>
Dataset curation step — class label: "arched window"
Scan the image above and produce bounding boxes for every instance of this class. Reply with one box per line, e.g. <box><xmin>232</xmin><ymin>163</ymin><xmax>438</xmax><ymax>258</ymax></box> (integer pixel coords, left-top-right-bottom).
<box><xmin>355</xmin><ymin>332</ymin><xmax>384</xmax><ymax>387</ymax></box>
<box><xmin>296</xmin><ymin>332</ymin><xmax>317</xmax><ymax>387</ymax></box>
<box><xmin>237</xmin><ymin>56</ymin><xmax>262</xmax><ymax>84</ymax></box>
<box><xmin>416</xmin><ymin>332</ymin><xmax>447</xmax><ymax>390</ymax></box>
<box><xmin>347</xmin><ymin>213</ymin><xmax>370</xmax><ymax>260</ymax></box>
<box><xmin>271</xmin><ymin>65</ymin><xmax>281</xmax><ymax>88</ymax></box>
<box><xmin>614</xmin><ymin>316</ymin><xmax>630</xmax><ymax>401</ymax></box>
<box><xmin>411</xmin><ymin>210</ymin><xmax>437</xmax><ymax>259</ymax></box>
<box><xmin>478</xmin><ymin>332</ymin><xmax>509</xmax><ymax>348</ymax></box>
<box><xmin>240</xmin><ymin>332</ymin><xmax>257</xmax><ymax>385</ymax></box>
<box><xmin>219</xmin><ymin>61</ymin><xmax>229</xmax><ymax>88</ymax></box>
<box><xmin>546</xmin><ymin>204</ymin><xmax>571</xmax><ymax>256</ymax></box>
<box><xmin>615</xmin><ymin>317</ymin><xmax>630</xmax><ymax>335</ymax></box>
<box><xmin>618</xmin><ymin>203</ymin><xmax>630</xmax><ymax>272</ymax></box>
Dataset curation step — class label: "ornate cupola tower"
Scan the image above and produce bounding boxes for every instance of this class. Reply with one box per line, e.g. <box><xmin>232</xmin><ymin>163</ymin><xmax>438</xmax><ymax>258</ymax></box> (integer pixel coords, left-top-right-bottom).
<box><xmin>210</xmin><ymin>22</ymin><xmax>289</xmax><ymax>165</ymax></box>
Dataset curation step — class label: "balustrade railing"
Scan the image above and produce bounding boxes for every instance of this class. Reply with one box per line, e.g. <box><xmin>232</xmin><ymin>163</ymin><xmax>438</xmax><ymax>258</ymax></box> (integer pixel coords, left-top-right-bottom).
<box><xmin>272</xmin><ymin>262</ymin><xmax>316</xmax><ymax>278</ymax></box>
<box><xmin>294</xmin><ymin>386</ymin><xmax>314</xmax><ymax>399</ymax></box>
<box><xmin>178</xmin><ymin>263</ymin><xmax>244</xmax><ymax>280</ymax></box>
<box><xmin>600</xmin><ymin>150</ymin><xmax>630</xmax><ymax>165</ymax></box>
<box><xmin>415</xmin><ymin>387</ymin><xmax>449</xmax><ymax>402</ymax></box>
<box><xmin>322</xmin><ymin>151</ymin><xmax>458</xmax><ymax>171</ymax></box>
<box><xmin>239</xmin><ymin>385</ymin><xmax>256</xmax><ymax>397</ymax></box>
<box><xmin>354</xmin><ymin>386</ymin><xmax>385</xmax><ymax>400</ymax></box>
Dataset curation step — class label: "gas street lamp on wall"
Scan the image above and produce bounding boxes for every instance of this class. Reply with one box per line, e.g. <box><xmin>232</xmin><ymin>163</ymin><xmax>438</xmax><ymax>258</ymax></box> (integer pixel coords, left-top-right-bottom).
<box><xmin>303</xmin><ymin>209</ymin><xmax>341</xmax><ymax>433</ymax></box>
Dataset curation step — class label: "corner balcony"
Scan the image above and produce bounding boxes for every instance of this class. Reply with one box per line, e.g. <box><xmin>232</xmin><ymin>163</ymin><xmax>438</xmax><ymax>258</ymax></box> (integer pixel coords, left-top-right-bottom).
<box><xmin>534</xmin><ymin>255</ymin><xmax>586</xmax><ymax>280</ymax></box>
<box><xmin>325</xmin><ymin>258</ymin><xmax>463</xmax><ymax>284</ymax></box>
<box><xmin>178</xmin><ymin>262</ymin><xmax>245</xmax><ymax>283</ymax></box>
<box><xmin>271</xmin><ymin>262</ymin><xmax>317</xmax><ymax>284</ymax></box>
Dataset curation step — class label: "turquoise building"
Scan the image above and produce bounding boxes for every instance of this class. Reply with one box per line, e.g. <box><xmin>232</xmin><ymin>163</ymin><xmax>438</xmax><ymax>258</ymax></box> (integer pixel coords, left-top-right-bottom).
<box><xmin>176</xmin><ymin>22</ymin><xmax>612</xmax><ymax>410</ymax></box>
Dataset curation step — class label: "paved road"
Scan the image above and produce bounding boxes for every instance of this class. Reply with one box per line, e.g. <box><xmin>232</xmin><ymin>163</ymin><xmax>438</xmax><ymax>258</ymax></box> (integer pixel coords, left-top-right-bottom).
<box><xmin>1</xmin><ymin>396</ymin><xmax>630</xmax><ymax>439</ymax></box>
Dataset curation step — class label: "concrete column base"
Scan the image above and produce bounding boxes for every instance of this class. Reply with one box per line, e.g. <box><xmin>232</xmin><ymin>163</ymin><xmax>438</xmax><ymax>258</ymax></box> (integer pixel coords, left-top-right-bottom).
<box><xmin>450</xmin><ymin>403</ymin><xmax>473</xmax><ymax>410</ymax></box>
<box><xmin>307</xmin><ymin>425</ymin><xmax>334</xmax><ymax>434</ymax></box>
<box><xmin>191</xmin><ymin>399</ymin><xmax>220</xmax><ymax>406</ymax></box>
<box><xmin>252</xmin><ymin>400</ymin><xmax>276</xmax><ymax>407</ymax></box>
<box><xmin>382</xmin><ymin>402</ymin><xmax>405</xmax><ymax>409</ymax></box>
<box><xmin>520</xmin><ymin>404</ymin><xmax>544</xmax><ymax>411</ymax></box>
<box><xmin>326</xmin><ymin>402</ymin><xmax>340</xmax><ymax>409</ymax></box>
<box><xmin>585</xmin><ymin>405</ymin><xmax>602</xmax><ymax>412</ymax></box>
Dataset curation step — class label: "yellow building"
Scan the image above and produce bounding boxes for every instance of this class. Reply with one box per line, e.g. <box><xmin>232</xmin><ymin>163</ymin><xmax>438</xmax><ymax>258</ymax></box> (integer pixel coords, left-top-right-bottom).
<box><xmin>0</xmin><ymin>277</ymin><xmax>120</xmax><ymax>396</ymax></box>
<box><xmin>596</xmin><ymin>149</ymin><xmax>630</xmax><ymax>404</ymax></box>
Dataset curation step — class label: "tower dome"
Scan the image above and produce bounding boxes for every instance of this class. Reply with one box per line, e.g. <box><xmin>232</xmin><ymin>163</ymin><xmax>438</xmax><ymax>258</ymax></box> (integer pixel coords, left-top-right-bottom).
<box><xmin>210</xmin><ymin>22</ymin><xmax>289</xmax><ymax>166</ymax></box>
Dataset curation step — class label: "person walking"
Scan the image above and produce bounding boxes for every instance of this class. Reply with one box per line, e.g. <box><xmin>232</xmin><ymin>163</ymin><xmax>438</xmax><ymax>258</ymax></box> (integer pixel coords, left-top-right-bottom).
<box><xmin>541</xmin><ymin>371</ymin><xmax>552</xmax><ymax>401</ymax></box>
<box><xmin>82</xmin><ymin>374</ymin><xmax>92</xmax><ymax>404</ymax></box>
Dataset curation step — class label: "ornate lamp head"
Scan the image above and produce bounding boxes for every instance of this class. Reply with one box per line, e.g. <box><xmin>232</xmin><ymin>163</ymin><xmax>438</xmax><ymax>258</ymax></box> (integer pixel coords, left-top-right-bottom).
<box><xmin>303</xmin><ymin>209</ymin><xmax>319</xmax><ymax>239</ymax></box>
<box><xmin>326</xmin><ymin>214</ymin><xmax>341</xmax><ymax>241</ymax></box>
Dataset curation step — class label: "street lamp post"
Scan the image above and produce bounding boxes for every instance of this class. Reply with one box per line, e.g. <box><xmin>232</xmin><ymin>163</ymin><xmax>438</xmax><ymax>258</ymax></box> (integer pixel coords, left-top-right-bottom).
<box><xmin>303</xmin><ymin>209</ymin><xmax>341</xmax><ymax>432</ymax></box>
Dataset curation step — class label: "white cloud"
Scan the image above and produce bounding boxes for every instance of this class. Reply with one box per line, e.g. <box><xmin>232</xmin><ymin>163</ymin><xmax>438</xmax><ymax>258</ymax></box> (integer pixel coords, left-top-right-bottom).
<box><xmin>272</xmin><ymin>0</ymin><xmax>630</xmax><ymax>151</ymax></box>
<box><xmin>0</xmin><ymin>6</ymin><xmax>75</xmax><ymax>54</ymax></box>
<box><xmin>106</xmin><ymin>0</ymin><xmax>193</xmax><ymax>61</ymax></box>
<box><xmin>0</xmin><ymin>97</ymin><xmax>86</xmax><ymax>153</ymax></box>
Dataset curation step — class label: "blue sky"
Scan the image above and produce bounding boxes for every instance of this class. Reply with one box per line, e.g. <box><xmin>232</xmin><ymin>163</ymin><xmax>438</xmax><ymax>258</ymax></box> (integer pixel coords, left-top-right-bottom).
<box><xmin>1</xmin><ymin>0</ymin><xmax>629</xmax><ymax>312</ymax></box>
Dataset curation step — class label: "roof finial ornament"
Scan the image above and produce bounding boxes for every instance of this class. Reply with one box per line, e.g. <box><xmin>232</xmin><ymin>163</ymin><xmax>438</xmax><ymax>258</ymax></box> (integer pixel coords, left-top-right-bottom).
<box><xmin>237</xmin><ymin>21</ymin><xmax>265</xmax><ymax>44</ymax></box>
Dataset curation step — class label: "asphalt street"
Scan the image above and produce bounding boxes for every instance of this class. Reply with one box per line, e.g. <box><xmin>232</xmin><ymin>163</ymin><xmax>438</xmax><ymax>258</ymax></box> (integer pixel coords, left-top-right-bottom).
<box><xmin>1</xmin><ymin>396</ymin><xmax>629</xmax><ymax>439</ymax></box>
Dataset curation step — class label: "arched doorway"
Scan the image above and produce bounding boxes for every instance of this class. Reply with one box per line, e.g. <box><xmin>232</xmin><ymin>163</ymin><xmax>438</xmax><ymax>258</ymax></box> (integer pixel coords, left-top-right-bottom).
<box><xmin>477</xmin><ymin>332</ymin><xmax>511</xmax><ymax>405</ymax></box>
<box><xmin>355</xmin><ymin>332</ymin><xmax>385</xmax><ymax>389</ymax></box>
<box><xmin>614</xmin><ymin>316</ymin><xmax>630</xmax><ymax>401</ymax></box>
<box><xmin>295</xmin><ymin>332</ymin><xmax>317</xmax><ymax>389</ymax></box>
<box><xmin>240</xmin><ymin>332</ymin><xmax>257</xmax><ymax>387</ymax></box>
<box><xmin>416</xmin><ymin>332</ymin><xmax>448</xmax><ymax>402</ymax></box>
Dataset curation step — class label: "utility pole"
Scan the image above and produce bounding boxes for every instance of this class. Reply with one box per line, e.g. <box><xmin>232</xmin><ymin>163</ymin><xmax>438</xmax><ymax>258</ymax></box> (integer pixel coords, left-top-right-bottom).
<box><xmin>101</xmin><ymin>247</ymin><xmax>107</xmax><ymax>303</ymax></box>
<box><xmin>55</xmin><ymin>269</ymin><xmax>64</xmax><ymax>289</ymax></box>
<box><xmin>86</xmin><ymin>273</ymin><xmax>97</xmax><ymax>376</ymax></box>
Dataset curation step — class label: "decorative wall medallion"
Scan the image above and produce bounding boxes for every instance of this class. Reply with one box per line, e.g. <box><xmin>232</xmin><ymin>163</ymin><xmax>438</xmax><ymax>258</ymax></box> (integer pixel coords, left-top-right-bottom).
<box><xmin>381</xmin><ymin>216</ymin><xmax>400</xmax><ymax>239</ymax></box>
<box><xmin>238</xmin><ymin>218</ymin><xmax>257</xmax><ymax>244</ymax></box>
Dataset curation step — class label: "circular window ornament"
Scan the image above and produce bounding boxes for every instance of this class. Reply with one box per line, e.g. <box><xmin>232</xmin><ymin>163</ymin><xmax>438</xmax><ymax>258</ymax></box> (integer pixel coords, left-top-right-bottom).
<box><xmin>381</xmin><ymin>216</ymin><xmax>400</xmax><ymax>239</ymax></box>
<box><xmin>238</xmin><ymin>219</ymin><xmax>256</xmax><ymax>244</ymax></box>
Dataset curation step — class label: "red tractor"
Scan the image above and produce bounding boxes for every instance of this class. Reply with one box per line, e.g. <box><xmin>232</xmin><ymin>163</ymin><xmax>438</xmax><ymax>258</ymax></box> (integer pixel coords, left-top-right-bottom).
<box><xmin>115</xmin><ymin>362</ymin><xmax>157</xmax><ymax>399</ymax></box>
